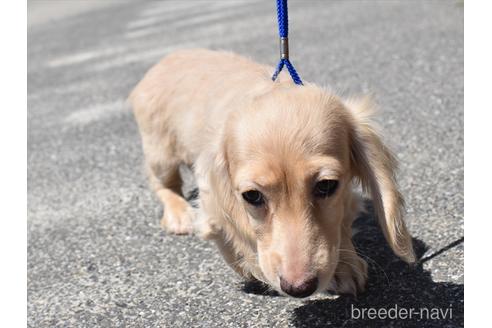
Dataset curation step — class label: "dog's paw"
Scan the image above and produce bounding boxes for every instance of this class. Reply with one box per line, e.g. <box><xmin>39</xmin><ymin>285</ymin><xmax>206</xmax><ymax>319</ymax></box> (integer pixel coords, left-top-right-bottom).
<box><xmin>160</xmin><ymin>199</ymin><xmax>194</xmax><ymax>235</ymax></box>
<box><xmin>331</xmin><ymin>255</ymin><xmax>368</xmax><ymax>296</ymax></box>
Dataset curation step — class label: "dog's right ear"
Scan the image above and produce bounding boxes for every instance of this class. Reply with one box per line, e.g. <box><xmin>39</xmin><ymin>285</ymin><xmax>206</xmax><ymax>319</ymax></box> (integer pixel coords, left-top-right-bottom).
<box><xmin>193</xmin><ymin>142</ymin><xmax>231</xmax><ymax>240</ymax></box>
<box><xmin>345</xmin><ymin>96</ymin><xmax>415</xmax><ymax>263</ymax></box>
<box><xmin>194</xmin><ymin>138</ymin><xmax>256</xmax><ymax>242</ymax></box>
<box><xmin>194</xmin><ymin>138</ymin><xmax>258</xmax><ymax>278</ymax></box>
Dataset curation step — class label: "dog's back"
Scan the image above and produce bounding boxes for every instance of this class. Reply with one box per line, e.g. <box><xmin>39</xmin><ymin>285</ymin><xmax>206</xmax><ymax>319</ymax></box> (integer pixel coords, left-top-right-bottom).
<box><xmin>129</xmin><ymin>49</ymin><xmax>289</xmax><ymax>164</ymax></box>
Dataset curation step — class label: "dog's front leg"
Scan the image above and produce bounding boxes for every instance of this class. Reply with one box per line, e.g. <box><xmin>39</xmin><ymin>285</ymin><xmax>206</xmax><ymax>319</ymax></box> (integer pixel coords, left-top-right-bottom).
<box><xmin>332</xmin><ymin>229</ymin><xmax>368</xmax><ymax>295</ymax></box>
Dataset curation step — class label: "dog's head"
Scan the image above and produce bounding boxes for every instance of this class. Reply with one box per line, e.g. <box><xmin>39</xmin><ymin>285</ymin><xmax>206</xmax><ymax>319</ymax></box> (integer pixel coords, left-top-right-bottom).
<box><xmin>208</xmin><ymin>85</ymin><xmax>414</xmax><ymax>297</ymax></box>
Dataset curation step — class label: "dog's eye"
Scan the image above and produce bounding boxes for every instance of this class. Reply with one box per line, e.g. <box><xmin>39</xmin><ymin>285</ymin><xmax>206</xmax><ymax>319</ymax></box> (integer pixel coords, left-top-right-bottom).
<box><xmin>314</xmin><ymin>180</ymin><xmax>338</xmax><ymax>198</ymax></box>
<box><xmin>242</xmin><ymin>190</ymin><xmax>265</xmax><ymax>206</ymax></box>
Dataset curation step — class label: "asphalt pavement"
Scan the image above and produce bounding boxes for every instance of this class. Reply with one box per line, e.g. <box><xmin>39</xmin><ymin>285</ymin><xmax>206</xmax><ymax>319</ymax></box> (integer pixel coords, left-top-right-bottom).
<box><xmin>27</xmin><ymin>1</ymin><xmax>463</xmax><ymax>327</ymax></box>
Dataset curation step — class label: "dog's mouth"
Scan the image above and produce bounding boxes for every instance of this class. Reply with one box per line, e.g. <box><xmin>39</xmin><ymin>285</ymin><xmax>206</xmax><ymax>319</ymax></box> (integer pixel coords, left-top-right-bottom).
<box><xmin>253</xmin><ymin>242</ymin><xmax>339</xmax><ymax>298</ymax></box>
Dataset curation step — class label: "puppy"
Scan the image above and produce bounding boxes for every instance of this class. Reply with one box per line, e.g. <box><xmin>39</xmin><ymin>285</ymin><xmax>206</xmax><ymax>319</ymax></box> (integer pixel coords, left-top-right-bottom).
<box><xmin>129</xmin><ymin>49</ymin><xmax>415</xmax><ymax>298</ymax></box>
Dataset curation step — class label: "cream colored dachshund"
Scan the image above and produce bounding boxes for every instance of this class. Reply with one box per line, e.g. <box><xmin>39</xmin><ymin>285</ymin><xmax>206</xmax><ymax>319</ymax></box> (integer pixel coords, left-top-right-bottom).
<box><xmin>129</xmin><ymin>49</ymin><xmax>415</xmax><ymax>298</ymax></box>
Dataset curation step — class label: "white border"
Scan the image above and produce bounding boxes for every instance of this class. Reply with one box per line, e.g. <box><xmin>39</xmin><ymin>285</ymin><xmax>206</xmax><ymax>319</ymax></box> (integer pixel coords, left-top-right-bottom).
<box><xmin>465</xmin><ymin>0</ymin><xmax>492</xmax><ymax>326</ymax></box>
<box><xmin>0</xmin><ymin>0</ymin><xmax>27</xmax><ymax>326</ymax></box>
<box><xmin>4</xmin><ymin>0</ymin><xmax>478</xmax><ymax>325</ymax></box>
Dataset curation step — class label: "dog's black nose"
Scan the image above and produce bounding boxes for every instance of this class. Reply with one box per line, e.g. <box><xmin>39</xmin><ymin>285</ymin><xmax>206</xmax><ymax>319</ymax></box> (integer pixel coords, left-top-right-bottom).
<box><xmin>279</xmin><ymin>276</ymin><xmax>318</xmax><ymax>298</ymax></box>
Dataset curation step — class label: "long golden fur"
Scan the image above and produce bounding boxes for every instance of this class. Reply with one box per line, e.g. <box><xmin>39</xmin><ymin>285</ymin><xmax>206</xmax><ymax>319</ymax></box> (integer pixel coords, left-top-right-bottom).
<box><xmin>129</xmin><ymin>49</ymin><xmax>415</xmax><ymax>298</ymax></box>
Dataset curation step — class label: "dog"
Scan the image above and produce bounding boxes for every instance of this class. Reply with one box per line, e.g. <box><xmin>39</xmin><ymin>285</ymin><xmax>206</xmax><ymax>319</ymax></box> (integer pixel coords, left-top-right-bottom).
<box><xmin>129</xmin><ymin>49</ymin><xmax>415</xmax><ymax>298</ymax></box>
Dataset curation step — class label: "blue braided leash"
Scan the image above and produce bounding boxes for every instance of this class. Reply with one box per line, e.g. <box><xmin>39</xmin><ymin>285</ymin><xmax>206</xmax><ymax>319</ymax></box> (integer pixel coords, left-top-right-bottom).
<box><xmin>271</xmin><ymin>0</ymin><xmax>303</xmax><ymax>85</ymax></box>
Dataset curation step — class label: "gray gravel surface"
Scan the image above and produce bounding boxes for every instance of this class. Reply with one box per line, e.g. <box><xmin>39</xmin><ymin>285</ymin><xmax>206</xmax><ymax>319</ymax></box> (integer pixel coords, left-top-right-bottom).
<box><xmin>28</xmin><ymin>1</ymin><xmax>463</xmax><ymax>327</ymax></box>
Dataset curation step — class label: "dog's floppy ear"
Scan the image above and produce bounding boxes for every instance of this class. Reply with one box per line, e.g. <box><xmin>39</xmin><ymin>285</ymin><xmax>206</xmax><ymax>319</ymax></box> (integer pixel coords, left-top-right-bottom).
<box><xmin>345</xmin><ymin>96</ymin><xmax>415</xmax><ymax>263</ymax></box>
<box><xmin>194</xmin><ymin>136</ymin><xmax>259</xmax><ymax>277</ymax></box>
<box><xmin>194</xmin><ymin>136</ymin><xmax>256</xmax><ymax>243</ymax></box>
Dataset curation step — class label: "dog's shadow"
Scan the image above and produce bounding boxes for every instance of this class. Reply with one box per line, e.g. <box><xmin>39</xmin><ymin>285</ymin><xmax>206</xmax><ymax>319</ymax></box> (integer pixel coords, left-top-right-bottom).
<box><xmin>242</xmin><ymin>202</ymin><xmax>464</xmax><ymax>327</ymax></box>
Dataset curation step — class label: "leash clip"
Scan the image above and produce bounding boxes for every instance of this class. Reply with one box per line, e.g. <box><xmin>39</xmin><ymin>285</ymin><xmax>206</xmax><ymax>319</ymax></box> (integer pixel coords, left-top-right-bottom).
<box><xmin>280</xmin><ymin>37</ymin><xmax>289</xmax><ymax>60</ymax></box>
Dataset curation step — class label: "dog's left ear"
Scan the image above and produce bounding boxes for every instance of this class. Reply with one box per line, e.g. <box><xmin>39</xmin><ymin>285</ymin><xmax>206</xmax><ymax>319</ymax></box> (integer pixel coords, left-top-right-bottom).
<box><xmin>345</xmin><ymin>96</ymin><xmax>415</xmax><ymax>263</ymax></box>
